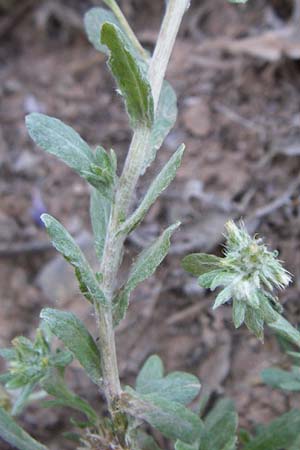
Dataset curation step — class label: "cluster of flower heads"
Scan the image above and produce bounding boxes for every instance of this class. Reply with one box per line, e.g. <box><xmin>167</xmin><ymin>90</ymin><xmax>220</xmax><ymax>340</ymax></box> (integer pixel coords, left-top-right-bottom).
<box><xmin>1</xmin><ymin>330</ymin><xmax>72</xmax><ymax>391</ymax></box>
<box><xmin>182</xmin><ymin>220</ymin><xmax>292</xmax><ymax>339</ymax></box>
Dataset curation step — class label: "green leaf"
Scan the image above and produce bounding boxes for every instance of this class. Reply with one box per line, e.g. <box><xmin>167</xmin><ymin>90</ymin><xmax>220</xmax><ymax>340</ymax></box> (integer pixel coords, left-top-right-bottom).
<box><xmin>41</xmin><ymin>370</ymin><xmax>98</xmax><ymax>424</ymax></box>
<box><xmin>136</xmin><ymin>355</ymin><xmax>200</xmax><ymax>405</ymax></box>
<box><xmin>101</xmin><ymin>22</ymin><xmax>154</xmax><ymax>128</ymax></box>
<box><xmin>261</xmin><ymin>299</ymin><xmax>300</xmax><ymax>348</ymax></box>
<box><xmin>232</xmin><ymin>300</ymin><xmax>246</xmax><ymax>328</ymax></box>
<box><xmin>0</xmin><ymin>348</ymin><xmax>16</xmax><ymax>361</ymax></box>
<box><xmin>11</xmin><ymin>383</ymin><xmax>35</xmax><ymax>416</ymax></box>
<box><xmin>90</xmin><ymin>188</ymin><xmax>111</xmax><ymax>261</ymax></box>
<box><xmin>199</xmin><ymin>399</ymin><xmax>238</xmax><ymax>450</ymax></box>
<box><xmin>182</xmin><ymin>254</ymin><xmax>222</xmax><ymax>277</ymax></box>
<box><xmin>243</xmin><ymin>409</ymin><xmax>300</xmax><ymax>450</ymax></box>
<box><xmin>84</xmin><ymin>7</ymin><xmax>121</xmax><ymax>55</ymax></box>
<box><xmin>41</xmin><ymin>214</ymin><xmax>107</xmax><ymax>307</ymax></box>
<box><xmin>143</xmin><ymin>81</ymin><xmax>178</xmax><ymax>172</ymax></box>
<box><xmin>120</xmin><ymin>144</ymin><xmax>185</xmax><ymax>235</ymax></box>
<box><xmin>197</xmin><ymin>270</ymin><xmax>222</xmax><ymax>289</ymax></box>
<box><xmin>244</xmin><ymin>307</ymin><xmax>264</xmax><ymax>340</ymax></box>
<box><xmin>113</xmin><ymin>222</ymin><xmax>180</xmax><ymax>325</ymax></box>
<box><xmin>213</xmin><ymin>286</ymin><xmax>232</xmax><ymax>310</ymax></box>
<box><xmin>136</xmin><ymin>355</ymin><xmax>164</xmax><ymax>387</ymax></box>
<box><xmin>175</xmin><ymin>441</ymin><xmax>198</xmax><ymax>450</ymax></box>
<box><xmin>40</xmin><ymin>308</ymin><xmax>102</xmax><ymax>385</ymax></box>
<box><xmin>125</xmin><ymin>389</ymin><xmax>203</xmax><ymax>444</ymax></box>
<box><xmin>289</xmin><ymin>434</ymin><xmax>300</xmax><ymax>450</ymax></box>
<box><xmin>261</xmin><ymin>367</ymin><xmax>300</xmax><ymax>391</ymax></box>
<box><xmin>26</xmin><ymin>114</ymin><xmax>114</xmax><ymax>193</ymax></box>
<box><xmin>0</xmin><ymin>407</ymin><xmax>47</xmax><ymax>450</ymax></box>
<box><xmin>26</xmin><ymin>113</ymin><xmax>94</xmax><ymax>176</ymax></box>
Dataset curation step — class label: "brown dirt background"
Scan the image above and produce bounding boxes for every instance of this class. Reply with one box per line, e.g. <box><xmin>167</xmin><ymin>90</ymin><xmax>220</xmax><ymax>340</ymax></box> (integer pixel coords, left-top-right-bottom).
<box><xmin>1</xmin><ymin>0</ymin><xmax>300</xmax><ymax>448</ymax></box>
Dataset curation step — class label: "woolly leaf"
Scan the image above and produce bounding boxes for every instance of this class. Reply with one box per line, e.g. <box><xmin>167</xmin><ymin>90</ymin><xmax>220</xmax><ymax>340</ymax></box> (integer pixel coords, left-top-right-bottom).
<box><xmin>101</xmin><ymin>22</ymin><xmax>154</xmax><ymax>128</ymax></box>
<box><xmin>261</xmin><ymin>367</ymin><xmax>300</xmax><ymax>391</ymax></box>
<box><xmin>120</xmin><ymin>144</ymin><xmax>185</xmax><ymax>235</ymax></box>
<box><xmin>199</xmin><ymin>399</ymin><xmax>238</xmax><ymax>450</ymax></box>
<box><xmin>182</xmin><ymin>253</ymin><xmax>222</xmax><ymax>277</ymax></box>
<box><xmin>26</xmin><ymin>114</ymin><xmax>94</xmax><ymax>176</ymax></box>
<box><xmin>136</xmin><ymin>355</ymin><xmax>164</xmax><ymax>388</ymax></box>
<box><xmin>40</xmin><ymin>308</ymin><xmax>102</xmax><ymax>385</ymax></box>
<box><xmin>0</xmin><ymin>407</ymin><xmax>47</xmax><ymax>450</ymax></box>
<box><xmin>136</xmin><ymin>355</ymin><xmax>200</xmax><ymax>405</ymax></box>
<box><xmin>232</xmin><ymin>300</ymin><xmax>246</xmax><ymax>328</ymax></box>
<box><xmin>41</xmin><ymin>214</ymin><xmax>107</xmax><ymax>307</ymax></box>
<box><xmin>41</xmin><ymin>370</ymin><xmax>98</xmax><ymax>423</ymax></box>
<box><xmin>113</xmin><ymin>222</ymin><xmax>180</xmax><ymax>325</ymax></box>
<box><xmin>125</xmin><ymin>389</ymin><xmax>202</xmax><ymax>444</ymax></box>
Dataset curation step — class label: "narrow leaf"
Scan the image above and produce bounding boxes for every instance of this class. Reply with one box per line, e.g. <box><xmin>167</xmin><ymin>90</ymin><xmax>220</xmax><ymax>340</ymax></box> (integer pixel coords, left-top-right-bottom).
<box><xmin>232</xmin><ymin>300</ymin><xmax>246</xmax><ymax>328</ymax></box>
<box><xmin>245</xmin><ymin>307</ymin><xmax>264</xmax><ymax>340</ymax></box>
<box><xmin>41</xmin><ymin>371</ymin><xmax>98</xmax><ymax>423</ymax></box>
<box><xmin>0</xmin><ymin>407</ymin><xmax>47</xmax><ymax>450</ymax></box>
<box><xmin>113</xmin><ymin>222</ymin><xmax>180</xmax><ymax>325</ymax></box>
<box><xmin>90</xmin><ymin>188</ymin><xmax>111</xmax><ymax>261</ymax></box>
<box><xmin>200</xmin><ymin>399</ymin><xmax>238</xmax><ymax>450</ymax></box>
<box><xmin>182</xmin><ymin>253</ymin><xmax>223</xmax><ymax>277</ymax></box>
<box><xmin>40</xmin><ymin>308</ymin><xmax>102</xmax><ymax>385</ymax></box>
<box><xmin>125</xmin><ymin>390</ymin><xmax>203</xmax><ymax>444</ymax></box>
<box><xmin>125</xmin><ymin>222</ymin><xmax>180</xmax><ymax>293</ymax></box>
<box><xmin>136</xmin><ymin>355</ymin><xmax>200</xmax><ymax>405</ymax></box>
<box><xmin>143</xmin><ymin>81</ymin><xmax>178</xmax><ymax>172</ymax></box>
<box><xmin>41</xmin><ymin>214</ymin><xmax>107</xmax><ymax>306</ymax></box>
<box><xmin>213</xmin><ymin>286</ymin><xmax>232</xmax><ymax>309</ymax></box>
<box><xmin>120</xmin><ymin>144</ymin><xmax>185</xmax><ymax>235</ymax></box>
<box><xmin>26</xmin><ymin>113</ymin><xmax>94</xmax><ymax>176</ymax></box>
<box><xmin>261</xmin><ymin>367</ymin><xmax>300</xmax><ymax>391</ymax></box>
<box><xmin>11</xmin><ymin>383</ymin><xmax>35</xmax><ymax>416</ymax></box>
<box><xmin>101</xmin><ymin>22</ymin><xmax>154</xmax><ymax>128</ymax></box>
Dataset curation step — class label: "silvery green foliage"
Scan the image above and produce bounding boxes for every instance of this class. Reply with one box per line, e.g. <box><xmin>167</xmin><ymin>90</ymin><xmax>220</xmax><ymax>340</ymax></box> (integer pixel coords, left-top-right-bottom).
<box><xmin>113</xmin><ymin>222</ymin><xmax>180</xmax><ymax>325</ymax></box>
<box><xmin>2</xmin><ymin>1</ymin><xmax>300</xmax><ymax>449</ymax></box>
<box><xmin>176</xmin><ymin>399</ymin><xmax>238</xmax><ymax>450</ymax></box>
<box><xmin>0</xmin><ymin>407</ymin><xmax>47</xmax><ymax>450</ymax></box>
<box><xmin>101</xmin><ymin>22</ymin><xmax>154</xmax><ymax>128</ymax></box>
<box><xmin>40</xmin><ymin>308</ymin><xmax>102</xmax><ymax>385</ymax></box>
<box><xmin>123</xmin><ymin>355</ymin><xmax>202</xmax><ymax>444</ymax></box>
<box><xmin>182</xmin><ymin>220</ymin><xmax>300</xmax><ymax>342</ymax></box>
<box><xmin>0</xmin><ymin>3</ymin><xmax>186</xmax><ymax>449</ymax></box>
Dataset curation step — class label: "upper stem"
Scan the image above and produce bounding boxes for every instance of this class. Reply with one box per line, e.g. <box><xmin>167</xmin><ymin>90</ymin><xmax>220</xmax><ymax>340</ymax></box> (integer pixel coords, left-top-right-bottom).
<box><xmin>96</xmin><ymin>0</ymin><xmax>190</xmax><ymax>414</ymax></box>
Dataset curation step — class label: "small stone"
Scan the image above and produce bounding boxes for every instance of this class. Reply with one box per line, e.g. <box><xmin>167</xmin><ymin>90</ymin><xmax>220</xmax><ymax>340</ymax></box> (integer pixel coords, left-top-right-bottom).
<box><xmin>182</xmin><ymin>98</ymin><xmax>211</xmax><ymax>137</ymax></box>
<box><xmin>13</xmin><ymin>151</ymin><xmax>40</xmax><ymax>176</ymax></box>
<box><xmin>0</xmin><ymin>213</ymin><xmax>19</xmax><ymax>242</ymax></box>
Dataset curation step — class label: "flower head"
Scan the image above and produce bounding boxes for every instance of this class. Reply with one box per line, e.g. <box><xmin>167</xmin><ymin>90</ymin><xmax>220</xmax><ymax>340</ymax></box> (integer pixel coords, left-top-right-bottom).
<box><xmin>182</xmin><ymin>220</ymin><xmax>291</xmax><ymax>339</ymax></box>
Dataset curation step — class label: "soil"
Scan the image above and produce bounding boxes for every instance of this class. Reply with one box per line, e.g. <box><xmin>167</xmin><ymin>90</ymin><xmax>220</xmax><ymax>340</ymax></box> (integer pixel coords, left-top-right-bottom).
<box><xmin>1</xmin><ymin>0</ymin><xmax>300</xmax><ymax>449</ymax></box>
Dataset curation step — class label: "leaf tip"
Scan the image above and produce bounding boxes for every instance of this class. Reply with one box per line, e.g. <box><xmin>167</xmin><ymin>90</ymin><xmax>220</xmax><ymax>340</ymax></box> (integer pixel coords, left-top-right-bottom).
<box><xmin>40</xmin><ymin>213</ymin><xmax>51</xmax><ymax>228</ymax></box>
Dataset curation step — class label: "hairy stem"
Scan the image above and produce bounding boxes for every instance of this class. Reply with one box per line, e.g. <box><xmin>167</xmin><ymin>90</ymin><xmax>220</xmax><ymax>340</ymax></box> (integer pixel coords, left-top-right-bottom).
<box><xmin>95</xmin><ymin>0</ymin><xmax>190</xmax><ymax>415</ymax></box>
